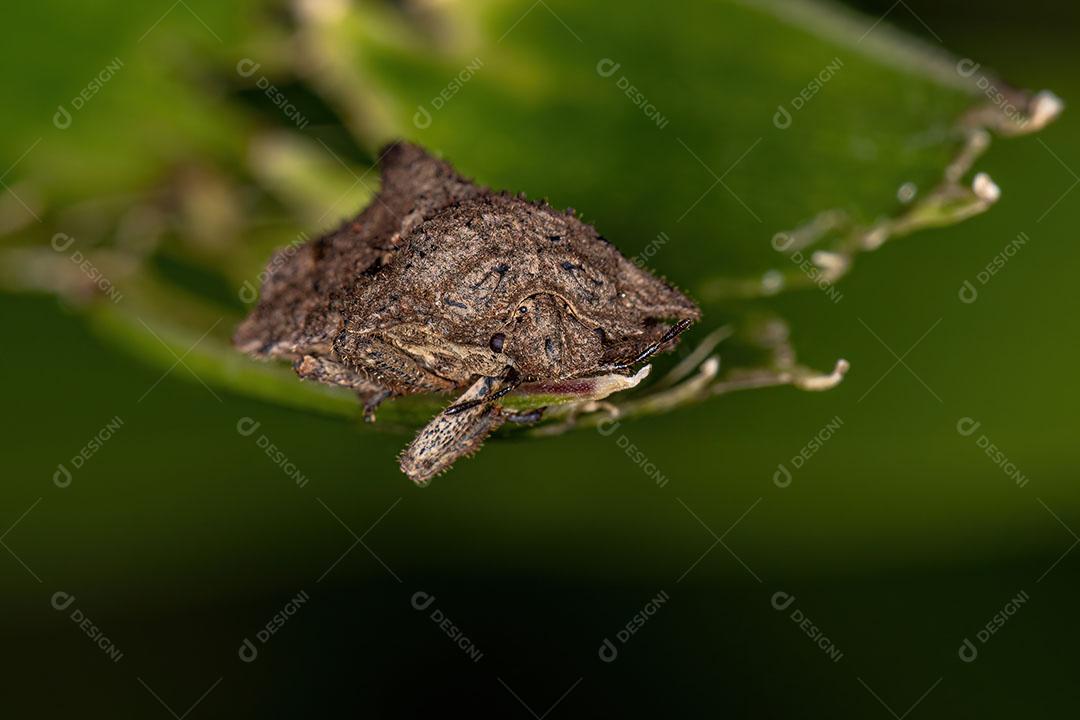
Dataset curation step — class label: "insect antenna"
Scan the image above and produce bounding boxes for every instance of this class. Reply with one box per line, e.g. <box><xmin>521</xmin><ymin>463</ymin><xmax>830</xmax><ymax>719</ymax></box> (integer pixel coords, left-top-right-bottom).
<box><xmin>602</xmin><ymin>318</ymin><xmax>694</xmax><ymax>371</ymax></box>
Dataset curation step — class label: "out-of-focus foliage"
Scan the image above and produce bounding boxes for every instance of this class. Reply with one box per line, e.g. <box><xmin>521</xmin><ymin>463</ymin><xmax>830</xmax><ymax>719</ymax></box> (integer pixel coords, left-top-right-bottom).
<box><xmin>0</xmin><ymin>0</ymin><xmax>1054</xmax><ymax>427</ymax></box>
<box><xmin>0</xmin><ymin>0</ymin><xmax>1067</xmax><ymax>591</ymax></box>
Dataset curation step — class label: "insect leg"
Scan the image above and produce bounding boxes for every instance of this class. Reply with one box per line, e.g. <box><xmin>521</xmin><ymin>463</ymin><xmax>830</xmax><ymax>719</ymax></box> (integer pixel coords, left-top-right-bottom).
<box><xmin>361</xmin><ymin>388</ymin><xmax>393</xmax><ymax>423</ymax></box>
<box><xmin>335</xmin><ymin>333</ymin><xmax>456</xmax><ymax>395</ymax></box>
<box><xmin>399</xmin><ymin>376</ymin><xmax>507</xmax><ymax>485</ymax></box>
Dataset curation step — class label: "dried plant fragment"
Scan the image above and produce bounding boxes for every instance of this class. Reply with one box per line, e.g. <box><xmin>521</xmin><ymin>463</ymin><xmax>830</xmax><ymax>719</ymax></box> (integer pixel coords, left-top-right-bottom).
<box><xmin>699</xmin><ymin>86</ymin><xmax>1063</xmax><ymax>302</ymax></box>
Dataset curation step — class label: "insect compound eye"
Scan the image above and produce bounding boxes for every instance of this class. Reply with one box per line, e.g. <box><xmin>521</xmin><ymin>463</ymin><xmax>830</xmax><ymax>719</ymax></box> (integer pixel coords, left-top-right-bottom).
<box><xmin>489</xmin><ymin>333</ymin><xmax>506</xmax><ymax>353</ymax></box>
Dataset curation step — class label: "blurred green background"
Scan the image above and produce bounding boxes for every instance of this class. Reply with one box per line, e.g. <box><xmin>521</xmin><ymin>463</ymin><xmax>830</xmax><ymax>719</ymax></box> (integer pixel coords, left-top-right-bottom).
<box><xmin>2</xmin><ymin>0</ymin><xmax>1077</xmax><ymax>716</ymax></box>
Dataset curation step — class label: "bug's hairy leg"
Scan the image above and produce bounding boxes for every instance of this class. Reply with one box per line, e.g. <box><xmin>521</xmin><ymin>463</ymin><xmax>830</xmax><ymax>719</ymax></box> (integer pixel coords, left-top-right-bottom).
<box><xmin>335</xmin><ymin>332</ymin><xmax>455</xmax><ymax>396</ymax></box>
<box><xmin>361</xmin><ymin>388</ymin><xmax>393</xmax><ymax>423</ymax></box>
<box><xmin>294</xmin><ymin>354</ymin><xmax>384</xmax><ymax>392</ymax></box>
<box><xmin>399</xmin><ymin>375</ymin><xmax>510</xmax><ymax>485</ymax></box>
<box><xmin>293</xmin><ymin>354</ymin><xmax>395</xmax><ymax>422</ymax></box>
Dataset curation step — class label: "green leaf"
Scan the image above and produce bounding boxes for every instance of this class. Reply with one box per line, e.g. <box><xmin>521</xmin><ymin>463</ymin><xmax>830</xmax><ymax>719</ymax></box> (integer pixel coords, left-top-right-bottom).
<box><xmin>2</xmin><ymin>0</ymin><xmax>1059</xmax><ymax>431</ymax></box>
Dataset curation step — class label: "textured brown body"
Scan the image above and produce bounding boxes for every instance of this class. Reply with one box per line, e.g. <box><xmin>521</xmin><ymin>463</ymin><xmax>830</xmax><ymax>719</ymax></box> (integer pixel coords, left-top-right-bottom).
<box><xmin>235</xmin><ymin>142</ymin><xmax>700</xmax><ymax>484</ymax></box>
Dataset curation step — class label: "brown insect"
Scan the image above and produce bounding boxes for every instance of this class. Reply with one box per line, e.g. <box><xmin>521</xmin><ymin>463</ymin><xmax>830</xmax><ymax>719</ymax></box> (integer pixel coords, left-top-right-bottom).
<box><xmin>235</xmin><ymin>142</ymin><xmax>699</xmax><ymax>484</ymax></box>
